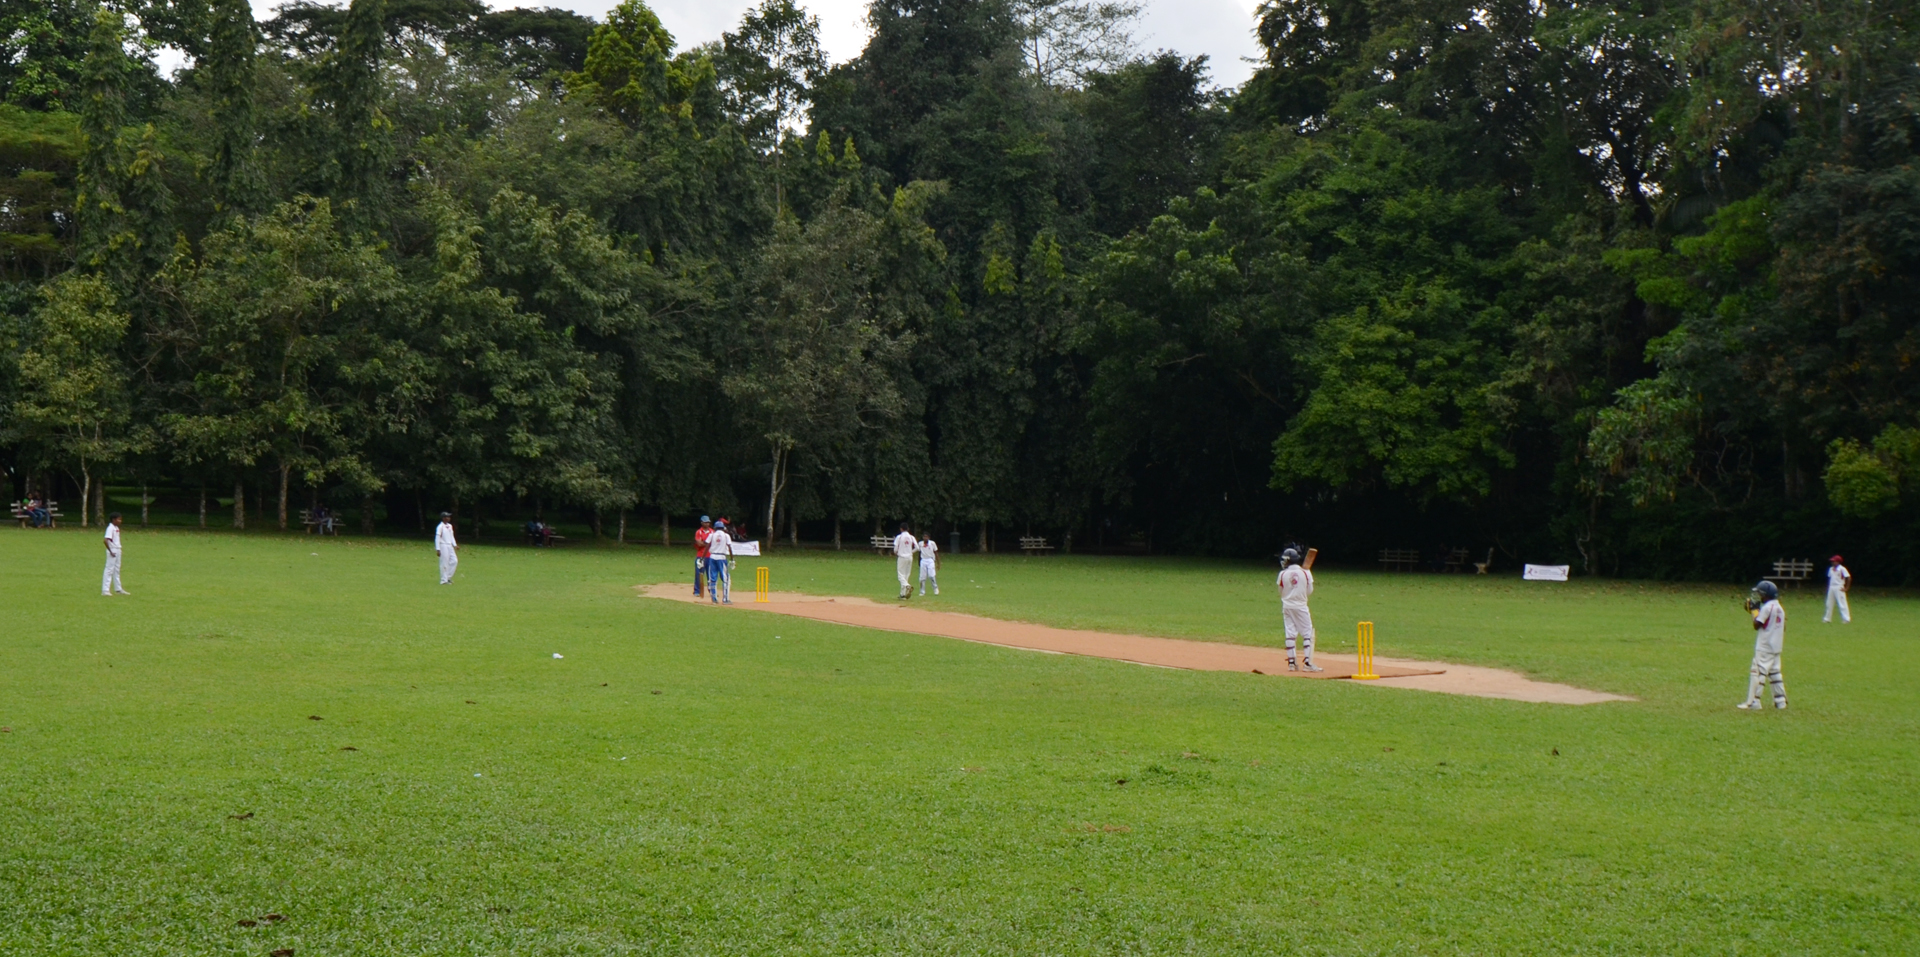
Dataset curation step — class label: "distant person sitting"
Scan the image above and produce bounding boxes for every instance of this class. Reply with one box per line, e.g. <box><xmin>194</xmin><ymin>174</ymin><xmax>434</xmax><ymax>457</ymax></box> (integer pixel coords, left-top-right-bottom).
<box><xmin>314</xmin><ymin>505</ymin><xmax>334</xmax><ymax>534</ymax></box>
<box><xmin>524</xmin><ymin>520</ymin><xmax>553</xmax><ymax>547</ymax></box>
<box><xmin>28</xmin><ymin>495</ymin><xmax>49</xmax><ymax>527</ymax></box>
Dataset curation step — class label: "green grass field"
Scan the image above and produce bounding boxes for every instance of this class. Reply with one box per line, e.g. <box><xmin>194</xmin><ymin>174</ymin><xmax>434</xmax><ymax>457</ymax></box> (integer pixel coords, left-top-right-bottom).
<box><xmin>2</xmin><ymin>527</ymin><xmax>1915</xmax><ymax>955</ymax></box>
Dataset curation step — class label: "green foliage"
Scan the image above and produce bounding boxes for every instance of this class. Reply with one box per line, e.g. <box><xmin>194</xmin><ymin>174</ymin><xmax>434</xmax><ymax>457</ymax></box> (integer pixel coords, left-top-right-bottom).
<box><xmin>0</xmin><ymin>105</ymin><xmax>81</xmax><ymax>278</ymax></box>
<box><xmin>564</xmin><ymin>0</ymin><xmax>715</xmax><ymax>132</ymax></box>
<box><xmin>1824</xmin><ymin>426</ymin><xmax>1920</xmax><ymax>519</ymax></box>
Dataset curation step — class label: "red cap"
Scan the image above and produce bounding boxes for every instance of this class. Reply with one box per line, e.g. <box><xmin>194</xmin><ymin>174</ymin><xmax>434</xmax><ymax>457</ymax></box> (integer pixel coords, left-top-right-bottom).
<box><xmin>1830</xmin><ymin>554</ymin><xmax>1843</xmax><ymax>563</ymax></box>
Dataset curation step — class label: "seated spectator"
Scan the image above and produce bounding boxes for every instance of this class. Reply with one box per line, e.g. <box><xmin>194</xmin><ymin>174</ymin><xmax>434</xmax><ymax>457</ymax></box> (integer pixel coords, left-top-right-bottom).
<box><xmin>29</xmin><ymin>496</ymin><xmax>49</xmax><ymax>528</ymax></box>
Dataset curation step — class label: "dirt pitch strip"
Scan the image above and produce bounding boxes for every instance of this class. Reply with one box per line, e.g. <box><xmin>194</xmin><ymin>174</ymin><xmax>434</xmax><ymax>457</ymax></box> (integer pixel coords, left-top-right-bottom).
<box><xmin>639</xmin><ymin>584</ymin><xmax>1633</xmax><ymax>705</ymax></box>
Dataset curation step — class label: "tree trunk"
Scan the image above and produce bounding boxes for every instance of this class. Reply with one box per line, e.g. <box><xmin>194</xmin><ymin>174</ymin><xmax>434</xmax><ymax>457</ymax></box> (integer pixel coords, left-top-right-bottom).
<box><xmin>472</xmin><ymin>501</ymin><xmax>482</xmax><ymax>539</ymax></box>
<box><xmin>140</xmin><ymin>484</ymin><xmax>149</xmax><ymax>527</ymax></box>
<box><xmin>660</xmin><ymin>505</ymin><xmax>671</xmax><ymax>547</ymax></box>
<box><xmin>233</xmin><ymin>478</ymin><xmax>245</xmax><ymax>529</ymax></box>
<box><xmin>93</xmin><ymin>476</ymin><xmax>104</xmax><ymax>527</ymax></box>
<box><xmin>789</xmin><ymin>509</ymin><xmax>798</xmax><ymax>547</ymax></box>
<box><xmin>79</xmin><ymin>465</ymin><xmax>91</xmax><ymax>527</ymax></box>
<box><xmin>199</xmin><ymin>486</ymin><xmax>207</xmax><ymax>528</ymax></box>
<box><xmin>979</xmin><ymin>522</ymin><xmax>989</xmax><ymax>553</ymax></box>
<box><xmin>593</xmin><ymin>507</ymin><xmax>602</xmax><ymax>539</ymax></box>
<box><xmin>618</xmin><ymin>509</ymin><xmax>626</xmax><ymax>544</ymax></box>
<box><xmin>415</xmin><ymin>490</ymin><xmax>425</xmax><ymax>532</ymax></box>
<box><xmin>832</xmin><ymin>512</ymin><xmax>842</xmax><ymax>550</ymax></box>
<box><xmin>278</xmin><ymin>463</ymin><xmax>290</xmax><ymax>531</ymax></box>
<box><xmin>764</xmin><ymin>444</ymin><xmax>788</xmax><ymax>550</ymax></box>
<box><xmin>362</xmin><ymin>492</ymin><xmax>376</xmax><ymax>535</ymax></box>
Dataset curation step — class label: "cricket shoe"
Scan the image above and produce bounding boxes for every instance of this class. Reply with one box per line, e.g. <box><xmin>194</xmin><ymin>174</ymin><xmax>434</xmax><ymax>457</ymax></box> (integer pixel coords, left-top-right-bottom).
<box><xmin>114</xmin><ymin>589</ymin><xmax>131</xmax><ymax>595</ymax></box>
<box><xmin>1735</xmin><ymin>701</ymin><xmax>1763</xmax><ymax>710</ymax></box>
<box><xmin>1301</xmin><ymin>662</ymin><xmax>1324</xmax><ymax>672</ymax></box>
<box><xmin>1287</xmin><ymin>661</ymin><xmax>1298</xmax><ymax>672</ymax></box>
<box><xmin>1775</xmin><ymin>701</ymin><xmax>1788</xmax><ymax>710</ymax></box>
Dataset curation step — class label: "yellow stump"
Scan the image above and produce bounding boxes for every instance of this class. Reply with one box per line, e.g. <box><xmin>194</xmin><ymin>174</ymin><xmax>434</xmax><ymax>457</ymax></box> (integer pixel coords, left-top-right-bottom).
<box><xmin>755</xmin><ymin>566</ymin><xmax>770</xmax><ymax>603</ymax></box>
<box><xmin>1354</xmin><ymin>621</ymin><xmax>1379</xmax><ymax>680</ymax></box>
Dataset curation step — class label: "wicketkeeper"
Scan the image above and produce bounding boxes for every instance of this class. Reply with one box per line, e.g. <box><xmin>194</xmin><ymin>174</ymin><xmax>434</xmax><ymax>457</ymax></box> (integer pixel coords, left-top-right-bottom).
<box><xmin>1739</xmin><ymin>580</ymin><xmax>1788</xmax><ymax>710</ymax></box>
<box><xmin>1277</xmin><ymin>547</ymin><xmax>1320</xmax><ymax>671</ymax></box>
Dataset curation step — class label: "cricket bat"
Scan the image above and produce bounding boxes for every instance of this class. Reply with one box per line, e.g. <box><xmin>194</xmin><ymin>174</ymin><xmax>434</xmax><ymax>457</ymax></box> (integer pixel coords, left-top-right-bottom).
<box><xmin>1302</xmin><ymin>547</ymin><xmax>1318</xmax><ymax>569</ymax></box>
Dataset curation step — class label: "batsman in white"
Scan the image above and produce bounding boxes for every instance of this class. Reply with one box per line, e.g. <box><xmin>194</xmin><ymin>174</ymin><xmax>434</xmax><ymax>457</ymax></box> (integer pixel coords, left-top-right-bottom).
<box><xmin>1277</xmin><ymin>547</ymin><xmax>1320</xmax><ymax>671</ymax></box>
<box><xmin>101</xmin><ymin>512</ymin><xmax>130</xmax><ymax>596</ymax></box>
<box><xmin>1738</xmin><ymin>580</ymin><xmax>1788</xmax><ymax>710</ymax></box>
<box><xmin>918</xmin><ymin>534</ymin><xmax>939</xmax><ymax>596</ymax></box>
<box><xmin>1823</xmin><ymin>554</ymin><xmax>1851</xmax><ymax>623</ymax></box>
<box><xmin>434</xmin><ymin>511</ymin><xmax>459</xmax><ymax>584</ymax></box>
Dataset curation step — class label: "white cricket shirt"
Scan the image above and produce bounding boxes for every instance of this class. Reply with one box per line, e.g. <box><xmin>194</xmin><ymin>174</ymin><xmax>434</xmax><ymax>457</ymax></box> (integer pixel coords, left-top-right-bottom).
<box><xmin>1754</xmin><ymin>599</ymin><xmax>1785</xmax><ymax>653</ymax></box>
<box><xmin>1278</xmin><ymin>566</ymin><xmax>1313</xmax><ymax>607</ymax></box>
<box><xmin>434</xmin><ymin>521</ymin><xmax>457</xmax><ymax>552</ymax></box>
<box><xmin>1828</xmin><ymin>565</ymin><xmax>1850</xmax><ymax>589</ymax></box>
<box><xmin>104</xmin><ymin>524</ymin><xmax>121</xmax><ymax>556</ymax></box>
<box><xmin>893</xmin><ymin>532</ymin><xmax>916</xmax><ymax>557</ymax></box>
<box><xmin>919</xmin><ymin>539</ymin><xmax>938</xmax><ymax>565</ymax></box>
<box><xmin>708</xmin><ymin>529</ymin><xmax>733</xmax><ymax>558</ymax></box>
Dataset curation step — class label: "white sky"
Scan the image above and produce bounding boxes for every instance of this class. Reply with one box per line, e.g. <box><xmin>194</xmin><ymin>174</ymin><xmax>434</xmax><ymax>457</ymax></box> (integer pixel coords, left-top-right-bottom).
<box><xmin>244</xmin><ymin>0</ymin><xmax>1266</xmax><ymax>88</ymax></box>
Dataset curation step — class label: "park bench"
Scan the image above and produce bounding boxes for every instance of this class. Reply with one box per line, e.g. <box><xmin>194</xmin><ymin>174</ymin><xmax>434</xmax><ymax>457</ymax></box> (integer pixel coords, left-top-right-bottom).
<box><xmin>1378</xmin><ymin>548</ymin><xmax>1421</xmax><ymax>571</ymax></box>
<box><xmin>1442</xmin><ymin>547</ymin><xmax>1470</xmax><ymax>573</ymax></box>
<box><xmin>870</xmin><ymin>535</ymin><xmax>893</xmax><ymax>554</ymax></box>
<box><xmin>1472</xmin><ymin>548</ymin><xmax>1495</xmax><ymax>575</ymax></box>
<box><xmin>1764</xmin><ymin>559</ymin><xmax>1815</xmax><ymax>588</ymax></box>
<box><xmin>299</xmin><ymin>509</ymin><xmax>341</xmax><ymax>535</ymax></box>
<box><xmin>11</xmin><ymin>500</ymin><xmax>61</xmax><ymax>528</ymax></box>
<box><xmin>1018</xmin><ymin>535</ymin><xmax>1055</xmax><ymax>555</ymax></box>
<box><xmin>525</xmin><ymin>522</ymin><xmax>567</xmax><ymax>547</ymax></box>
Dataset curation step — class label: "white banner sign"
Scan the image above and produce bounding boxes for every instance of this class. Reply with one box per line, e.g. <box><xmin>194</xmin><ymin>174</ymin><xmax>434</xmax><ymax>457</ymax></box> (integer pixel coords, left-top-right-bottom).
<box><xmin>1523</xmin><ymin>564</ymin><xmax>1570</xmax><ymax>581</ymax></box>
<box><xmin>730</xmin><ymin>540</ymin><xmax>761</xmax><ymax>557</ymax></box>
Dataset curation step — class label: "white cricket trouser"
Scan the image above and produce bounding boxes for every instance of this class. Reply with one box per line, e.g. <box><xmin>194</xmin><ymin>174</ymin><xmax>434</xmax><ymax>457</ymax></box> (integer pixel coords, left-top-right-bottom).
<box><xmin>897</xmin><ymin>555</ymin><xmax>913</xmax><ymax>596</ymax></box>
<box><xmin>1283</xmin><ymin>605</ymin><xmax>1315</xmax><ymax>660</ymax></box>
<box><xmin>1746</xmin><ymin>642</ymin><xmax>1786</xmax><ymax>707</ymax></box>
<box><xmin>101</xmin><ymin>552</ymin><xmax>123</xmax><ymax>595</ymax></box>
<box><xmin>439</xmin><ymin>549</ymin><xmax>458</xmax><ymax>584</ymax></box>
<box><xmin>1824</xmin><ymin>587</ymin><xmax>1850</xmax><ymax>623</ymax></box>
<box><xmin>919</xmin><ymin>560</ymin><xmax>937</xmax><ymax>595</ymax></box>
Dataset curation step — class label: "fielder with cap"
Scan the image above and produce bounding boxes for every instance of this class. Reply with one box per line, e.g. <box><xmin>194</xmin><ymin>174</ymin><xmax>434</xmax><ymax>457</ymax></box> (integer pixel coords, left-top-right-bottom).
<box><xmin>101</xmin><ymin>512</ymin><xmax>130</xmax><ymax>596</ymax></box>
<box><xmin>1739</xmin><ymin>580</ymin><xmax>1788</xmax><ymax>710</ymax></box>
<box><xmin>434</xmin><ymin>511</ymin><xmax>459</xmax><ymax>584</ymax></box>
<box><xmin>1277</xmin><ymin>546</ymin><xmax>1320</xmax><ymax>671</ymax></box>
<box><xmin>1824</xmin><ymin>554</ymin><xmax>1852</xmax><ymax>623</ymax></box>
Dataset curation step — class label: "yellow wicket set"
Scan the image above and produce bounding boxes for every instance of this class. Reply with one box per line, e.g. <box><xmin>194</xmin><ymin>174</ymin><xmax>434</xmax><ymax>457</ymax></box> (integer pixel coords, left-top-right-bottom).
<box><xmin>755</xmin><ymin>566</ymin><xmax>770</xmax><ymax>603</ymax></box>
<box><xmin>1354</xmin><ymin>621</ymin><xmax>1379</xmax><ymax>680</ymax></box>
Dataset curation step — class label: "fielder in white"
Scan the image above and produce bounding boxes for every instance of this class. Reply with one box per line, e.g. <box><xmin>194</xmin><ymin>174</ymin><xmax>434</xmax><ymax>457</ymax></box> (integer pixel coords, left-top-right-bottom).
<box><xmin>918</xmin><ymin>535</ymin><xmax>939</xmax><ymax>596</ymax></box>
<box><xmin>101</xmin><ymin>512</ymin><xmax>130</xmax><ymax>596</ymax></box>
<box><xmin>434</xmin><ymin>511</ymin><xmax>459</xmax><ymax>584</ymax></box>
<box><xmin>892</xmin><ymin>522</ymin><xmax>916</xmax><ymax>599</ymax></box>
<box><xmin>1739</xmin><ymin>580</ymin><xmax>1788</xmax><ymax>710</ymax></box>
<box><xmin>1823</xmin><ymin>554</ymin><xmax>1851</xmax><ymax>623</ymax></box>
<box><xmin>1277</xmin><ymin>547</ymin><xmax>1320</xmax><ymax>671</ymax></box>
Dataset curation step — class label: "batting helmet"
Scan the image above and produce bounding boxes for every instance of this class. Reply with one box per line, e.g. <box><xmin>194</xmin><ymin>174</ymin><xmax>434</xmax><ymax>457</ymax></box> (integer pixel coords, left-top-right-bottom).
<box><xmin>1280</xmin><ymin>547</ymin><xmax>1301</xmax><ymax>567</ymax></box>
<box><xmin>1751</xmin><ymin>580</ymin><xmax>1779</xmax><ymax>603</ymax></box>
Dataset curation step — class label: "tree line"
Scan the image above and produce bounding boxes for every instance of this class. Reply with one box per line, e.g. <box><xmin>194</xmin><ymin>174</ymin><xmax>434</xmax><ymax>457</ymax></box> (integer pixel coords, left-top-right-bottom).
<box><xmin>2</xmin><ymin>0</ymin><xmax>1916</xmax><ymax>580</ymax></box>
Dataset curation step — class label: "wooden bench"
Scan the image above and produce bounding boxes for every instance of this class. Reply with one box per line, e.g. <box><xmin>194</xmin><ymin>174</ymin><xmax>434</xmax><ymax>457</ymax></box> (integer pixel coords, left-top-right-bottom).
<box><xmin>1019</xmin><ymin>535</ymin><xmax>1055</xmax><ymax>555</ymax></box>
<box><xmin>11</xmin><ymin>500</ymin><xmax>61</xmax><ymax>528</ymax></box>
<box><xmin>1378</xmin><ymin>548</ymin><xmax>1420</xmax><ymax>571</ymax></box>
<box><xmin>870</xmin><ymin>535</ymin><xmax>893</xmax><ymax>555</ymax></box>
<box><xmin>1442</xmin><ymin>547</ymin><xmax>1470</xmax><ymax>573</ymax></box>
<box><xmin>1765</xmin><ymin>559</ymin><xmax>1815</xmax><ymax>588</ymax></box>
<box><xmin>299</xmin><ymin>509</ymin><xmax>341</xmax><ymax>535</ymax></box>
<box><xmin>1472</xmin><ymin>548</ymin><xmax>1495</xmax><ymax>575</ymax></box>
